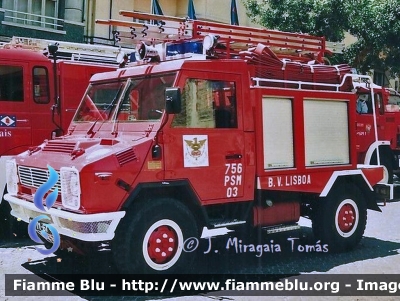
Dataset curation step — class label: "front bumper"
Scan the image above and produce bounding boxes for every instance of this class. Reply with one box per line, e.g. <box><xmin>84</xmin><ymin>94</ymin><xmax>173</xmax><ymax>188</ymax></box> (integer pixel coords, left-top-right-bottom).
<box><xmin>4</xmin><ymin>193</ymin><xmax>125</xmax><ymax>242</ymax></box>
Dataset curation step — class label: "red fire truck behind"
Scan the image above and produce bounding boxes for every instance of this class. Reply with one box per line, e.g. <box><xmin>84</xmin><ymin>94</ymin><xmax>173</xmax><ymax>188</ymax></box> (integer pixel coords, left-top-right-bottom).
<box><xmin>353</xmin><ymin>81</ymin><xmax>400</xmax><ymax>196</ymax></box>
<box><xmin>4</xmin><ymin>13</ymin><xmax>385</xmax><ymax>273</ymax></box>
<box><xmin>0</xmin><ymin>37</ymin><xmax>132</xmax><ymax>237</ymax></box>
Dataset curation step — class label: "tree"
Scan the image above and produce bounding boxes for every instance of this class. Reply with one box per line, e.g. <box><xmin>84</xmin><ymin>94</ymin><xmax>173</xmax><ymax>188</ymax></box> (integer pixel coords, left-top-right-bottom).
<box><xmin>243</xmin><ymin>0</ymin><xmax>400</xmax><ymax>75</ymax></box>
<box><xmin>344</xmin><ymin>0</ymin><xmax>400</xmax><ymax>74</ymax></box>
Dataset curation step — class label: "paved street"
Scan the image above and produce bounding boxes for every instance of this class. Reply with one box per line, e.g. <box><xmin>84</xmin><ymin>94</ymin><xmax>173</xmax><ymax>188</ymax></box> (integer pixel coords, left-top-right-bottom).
<box><xmin>1</xmin><ymin>199</ymin><xmax>400</xmax><ymax>301</ymax></box>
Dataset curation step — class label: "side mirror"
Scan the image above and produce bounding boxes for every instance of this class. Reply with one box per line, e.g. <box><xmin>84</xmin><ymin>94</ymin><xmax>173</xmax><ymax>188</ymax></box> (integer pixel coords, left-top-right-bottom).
<box><xmin>165</xmin><ymin>87</ymin><xmax>181</xmax><ymax>114</ymax></box>
<box><xmin>152</xmin><ymin>144</ymin><xmax>162</xmax><ymax>160</ymax></box>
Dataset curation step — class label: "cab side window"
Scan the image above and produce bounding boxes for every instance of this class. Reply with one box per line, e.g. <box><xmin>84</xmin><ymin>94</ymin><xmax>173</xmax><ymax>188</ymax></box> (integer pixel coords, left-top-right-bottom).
<box><xmin>33</xmin><ymin>67</ymin><xmax>50</xmax><ymax>104</ymax></box>
<box><xmin>172</xmin><ymin>79</ymin><xmax>237</xmax><ymax>128</ymax></box>
<box><xmin>0</xmin><ymin>65</ymin><xmax>24</xmax><ymax>101</ymax></box>
<box><xmin>376</xmin><ymin>93</ymin><xmax>384</xmax><ymax>115</ymax></box>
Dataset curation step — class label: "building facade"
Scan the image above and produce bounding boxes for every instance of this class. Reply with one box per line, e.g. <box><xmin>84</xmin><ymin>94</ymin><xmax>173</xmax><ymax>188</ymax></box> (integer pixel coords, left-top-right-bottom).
<box><xmin>86</xmin><ymin>0</ymin><xmax>255</xmax><ymax>45</ymax></box>
<box><xmin>0</xmin><ymin>0</ymin><xmax>395</xmax><ymax>89</ymax></box>
<box><xmin>0</xmin><ymin>0</ymin><xmax>86</xmax><ymax>42</ymax></box>
<box><xmin>0</xmin><ymin>0</ymin><xmax>253</xmax><ymax>44</ymax></box>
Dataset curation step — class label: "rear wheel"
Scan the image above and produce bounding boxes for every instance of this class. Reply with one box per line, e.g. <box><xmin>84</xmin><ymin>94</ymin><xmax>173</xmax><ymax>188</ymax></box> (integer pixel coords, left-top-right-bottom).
<box><xmin>371</xmin><ymin>150</ymin><xmax>394</xmax><ymax>184</ymax></box>
<box><xmin>380</xmin><ymin>155</ymin><xmax>394</xmax><ymax>184</ymax></box>
<box><xmin>312</xmin><ymin>186</ymin><xmax>367</xmax><ymax>252</ymax></box>
<box><xmin>113</xmin><ymin>198</ymin><xmax>198</xmax><ymax>273</ymax></box>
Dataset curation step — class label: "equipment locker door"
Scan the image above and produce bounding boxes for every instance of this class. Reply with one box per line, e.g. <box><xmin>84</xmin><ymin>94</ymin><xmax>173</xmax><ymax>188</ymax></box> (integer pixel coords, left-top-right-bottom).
<box><xmin>164</xmin><ymin>72</ymin><xmax>246</xmax><ymax>203</ymax></box>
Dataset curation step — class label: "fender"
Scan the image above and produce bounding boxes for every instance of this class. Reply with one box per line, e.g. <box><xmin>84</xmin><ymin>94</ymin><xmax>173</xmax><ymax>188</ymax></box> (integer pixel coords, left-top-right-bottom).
<box><xmin>363</xmin><ymin>140</ymin><xmax>391</xmax><ymax>165</ymax></box>
<box><xmin>320</xmin><ymin>170</ymin><xmax>381</xmax><ymax>211</ymax></box>
<box><xmin>121</xmin><ymin>180</ymin><xmax>209</xmax><ymax>225</ymax></box>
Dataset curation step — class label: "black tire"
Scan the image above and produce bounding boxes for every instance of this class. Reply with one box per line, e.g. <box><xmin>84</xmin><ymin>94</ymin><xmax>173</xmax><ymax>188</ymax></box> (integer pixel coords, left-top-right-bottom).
<box><xmin>112</xmin><ymin>198</ymin><xmax>198</xmax><ymax>274</ymax></box>
<box><xmin>0</xmin><ymin>198</ymin><xmax>28</xmax><ymax>240</ymax></box>
<box><xmin>371</xmin><ymin>150</ymin><xmax>394</xmax><ymax>184</ymax></box>
<box><xmin>312</xmin><ymin>186</ymin><xmax>367</xmax><ymax>252</ymax></box>
<box><xmin>380</xmin><ymin>154</ymin><xmax>394</xmax><ymax>184</ymax></box>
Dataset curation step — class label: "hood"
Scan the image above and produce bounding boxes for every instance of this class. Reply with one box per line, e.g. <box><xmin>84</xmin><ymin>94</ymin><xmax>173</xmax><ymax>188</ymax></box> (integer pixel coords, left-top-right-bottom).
<box><xmin>14</xmin><ymin>134</ymin><xmax>152</xmax><ymax>171</ymax></box>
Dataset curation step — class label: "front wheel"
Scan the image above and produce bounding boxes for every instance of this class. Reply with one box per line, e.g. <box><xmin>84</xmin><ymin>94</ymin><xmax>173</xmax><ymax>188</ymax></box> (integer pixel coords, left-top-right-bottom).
<box><xmin>312</xmin><ymin>186</ymin><xmax>367</xmax><ymax>252</ymax></box>
<box><xmin>0</xmin><ymin>197</ymin><xmax>27</xmax><ymax>239</ymax></box>
<box><xmin>112</xmin><ymin>198</ymin><xmax>198</xmax><ymax>273</ymax></box>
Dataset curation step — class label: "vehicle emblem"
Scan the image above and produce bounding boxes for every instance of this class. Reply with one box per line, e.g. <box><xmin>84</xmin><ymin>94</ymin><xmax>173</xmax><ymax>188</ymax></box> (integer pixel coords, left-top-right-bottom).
<box><xmin>183</xmin><ymin>135</ymin><xmax>209</xmax><ymax>167</ymax></box>
<box><xmin>0</xmin><ymin>115</ymin><xmax>16</xmax><ymax>127</ymax></box>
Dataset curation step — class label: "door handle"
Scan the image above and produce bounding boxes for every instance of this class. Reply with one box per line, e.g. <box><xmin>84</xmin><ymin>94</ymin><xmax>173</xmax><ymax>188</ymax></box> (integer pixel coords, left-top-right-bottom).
<box><xmin>225</xmin><ymin>154</ymin><xmax>242</xmax><ymax>160</ymax></box>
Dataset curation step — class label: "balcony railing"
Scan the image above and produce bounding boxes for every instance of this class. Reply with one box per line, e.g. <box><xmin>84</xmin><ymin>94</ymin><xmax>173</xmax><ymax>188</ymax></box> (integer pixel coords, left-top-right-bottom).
<box><xmin>3</xmin><ymin>9</ymin><xmax>63</xmax><ymax>31</ymax></box>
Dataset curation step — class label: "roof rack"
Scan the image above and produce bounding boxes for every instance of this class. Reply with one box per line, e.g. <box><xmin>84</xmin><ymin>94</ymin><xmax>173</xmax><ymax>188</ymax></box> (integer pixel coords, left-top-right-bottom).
<box><xmin>96</xmin><ymin>11</ymin><xmax>343</xmax><ymax>63</ymax></box>
<box><xmin>3</xmin><ymin>36</ymin><xmax>135</xmax><ymax>65</ymax></box>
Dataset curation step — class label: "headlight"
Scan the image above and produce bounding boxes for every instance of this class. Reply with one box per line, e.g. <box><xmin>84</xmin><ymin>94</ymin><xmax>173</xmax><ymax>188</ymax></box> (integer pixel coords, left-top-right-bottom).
<box><xmin>60</xmin><ymin>167</ymin><xmax>81</xmax><ymax>210</ymax></box>
<box><xmin>5</xmin><ymin>159</ymin><xmax>18</xmax><ymax>194</ymax></box>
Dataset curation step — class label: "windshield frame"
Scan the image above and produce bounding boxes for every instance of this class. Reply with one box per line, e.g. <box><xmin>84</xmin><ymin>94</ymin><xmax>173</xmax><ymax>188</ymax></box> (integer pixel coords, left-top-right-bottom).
<box><xmin>73</xmin><ymin>72</ymin><xmax>177</xmax><ymax>124</ymax></box>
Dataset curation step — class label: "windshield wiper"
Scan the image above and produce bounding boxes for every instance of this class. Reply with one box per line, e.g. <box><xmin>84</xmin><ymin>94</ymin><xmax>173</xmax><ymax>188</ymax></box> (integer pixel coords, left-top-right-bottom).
<box><xmin>86</xmin><ymin>117</ymin><xmax>100</xmax><ymax>138</ymax></box>
<box><xmin>104</xmin><ymin>85</ymin><xmax>123</xmax><ymax>118</ymax></box>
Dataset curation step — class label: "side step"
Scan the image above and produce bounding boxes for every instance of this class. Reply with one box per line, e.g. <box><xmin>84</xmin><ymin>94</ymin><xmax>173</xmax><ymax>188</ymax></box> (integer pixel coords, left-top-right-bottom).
<box><xmin>201</xmin><ymin>223</ymin><xmax>300</xmax><ymax>238</ymax></box>
<box><xmin>263</xmin><ymin>224</ymin><xmax>300</xmax><ymax>234</ymax></box>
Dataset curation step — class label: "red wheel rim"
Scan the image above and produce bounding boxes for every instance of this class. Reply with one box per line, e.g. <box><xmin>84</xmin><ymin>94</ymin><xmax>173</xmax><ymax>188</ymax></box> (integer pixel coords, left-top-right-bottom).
<box><xmin>147</xmin><ymin>225</ymin><xmax>178</xmax><ymax>264</ymax></box>
<box><xmin>337</xmin><ymin>203</ymin><xmax>356</xmax><ymax>233</ymax></box>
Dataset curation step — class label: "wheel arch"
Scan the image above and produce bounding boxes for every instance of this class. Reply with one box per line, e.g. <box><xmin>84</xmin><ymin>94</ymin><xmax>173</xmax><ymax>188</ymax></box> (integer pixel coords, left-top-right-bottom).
<box><xmin>120</xmin><ymin>180</ymin><xmax>208</xmax><ymax>226</ymax></box>
<box><xmin>364</xmin><ymin>141</ymin><xmax>394</xmax><ymax>166</ymax></box>
<box><xmin>364</xmin><ymin>143</ymin><xmax>395</xmax><ymax>184</ymax></box>
<box><xmin>320</xmin><ymin>174</ymin><xmax>381</xmax><ymax>212</ymax></box>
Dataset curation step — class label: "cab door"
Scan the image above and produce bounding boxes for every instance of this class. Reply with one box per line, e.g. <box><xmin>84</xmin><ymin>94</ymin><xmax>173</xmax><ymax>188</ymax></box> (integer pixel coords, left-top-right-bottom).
<box><xmin>30</xmin><ymin>66</ymin><xmax>53</xmax><ymax>146</ymax></box>
<box><xmin>163</xmin><ymin>71</ymin><xmax>246</xmax><ymax>203</ymax></box>
<box><xmin>0</xmin><ymin>63</ymin><xmax>52</xmax><ymax>156</ymax></box>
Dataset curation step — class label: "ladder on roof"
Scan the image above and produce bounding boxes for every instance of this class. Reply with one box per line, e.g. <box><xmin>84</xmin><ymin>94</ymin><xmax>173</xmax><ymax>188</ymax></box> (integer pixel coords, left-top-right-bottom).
<box><xmin>96</xmin><ymin>11</ymin><xmax>344</xmax><ymax>63</ymax></box>
<box><xmin>3</xmin><ymin>36</ymin><xmax>135</xmax><ymax>65</ymax></box>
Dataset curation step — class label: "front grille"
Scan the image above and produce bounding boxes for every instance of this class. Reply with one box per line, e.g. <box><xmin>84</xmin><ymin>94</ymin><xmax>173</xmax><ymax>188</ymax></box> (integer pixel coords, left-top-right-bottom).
<box><xmin>18</xmin><ymin>166</ymin><xmax>61</xmax><ymax>192</ymax></box>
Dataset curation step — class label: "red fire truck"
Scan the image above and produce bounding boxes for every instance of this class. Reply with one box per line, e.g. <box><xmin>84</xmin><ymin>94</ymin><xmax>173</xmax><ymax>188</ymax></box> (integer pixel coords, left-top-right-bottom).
<box><xmin>4</xmin><ymin>13</ymin><xmax>385</xmax><ymax>273</ymax></box>
<box><xmin>0</xmin><ymin>37</ymin><xmax>132</xmax><ymax>237</ymax></box>
<box><xmin>353</xmin><ymin>80</ymin><xmax>400</xmax><ymax>192</ymax></box>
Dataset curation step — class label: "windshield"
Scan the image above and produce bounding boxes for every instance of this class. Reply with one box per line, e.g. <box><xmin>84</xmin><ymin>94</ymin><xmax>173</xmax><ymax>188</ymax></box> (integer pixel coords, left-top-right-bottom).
<box><xmin>389</xmin><ymin>94</ymin><xmax>400</xmax><ymax>106</ymax></box>
<box><xmin>73</xmin><ymin>72</ymin><xmax>177</xmax><ymax>122</ymax></box>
